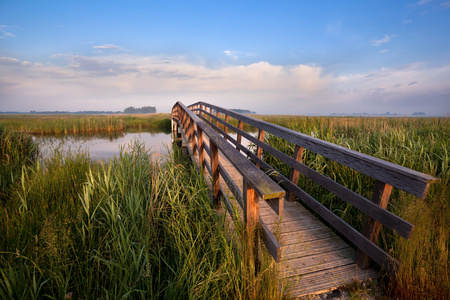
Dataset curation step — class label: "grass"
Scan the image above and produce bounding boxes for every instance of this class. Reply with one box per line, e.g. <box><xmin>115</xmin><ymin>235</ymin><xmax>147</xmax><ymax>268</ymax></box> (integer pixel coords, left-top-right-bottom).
<box><xmin>0</xmin><ymin>126</ymin><xmax>285</xmax><ymax>299</ymax></box>
<box><xmin>0</xmin><ymin>113</ymin><xmax>172</xmax><ymax>134</ymax></box>
<box><xmin>254</xmin><ymin>115</ymin><xmax>449</xmax><ymax>299</ymax></box>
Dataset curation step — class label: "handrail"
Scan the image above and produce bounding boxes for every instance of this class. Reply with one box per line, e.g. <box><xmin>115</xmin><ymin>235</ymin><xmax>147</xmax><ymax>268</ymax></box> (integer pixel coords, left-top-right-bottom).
<box><xmin>187</xmin><ymin>101</ymin><xmax>441</xmax><ymax>273</ymax></box>
<box><xmin>171</xmin><ymin>101</ymin><xmax>285</xmax><ymax>262</ymax></box>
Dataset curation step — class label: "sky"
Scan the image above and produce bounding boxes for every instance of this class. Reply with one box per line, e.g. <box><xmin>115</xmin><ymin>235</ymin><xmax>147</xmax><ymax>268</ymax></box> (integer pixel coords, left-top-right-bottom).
<box><xmin>1</xmin><ymin>0</ymin><xmax>449</xmax><ymax>115</ymax></box>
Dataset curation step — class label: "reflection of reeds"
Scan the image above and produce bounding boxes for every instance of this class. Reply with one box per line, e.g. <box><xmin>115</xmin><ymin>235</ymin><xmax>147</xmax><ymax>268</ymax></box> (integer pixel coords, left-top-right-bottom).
<box><xmin>0</xmin><ymin>113</ymin><xmax>172</xmax><ymax>134</ymax></box>
<box><xmin>0</xmin><ymin>138</ymin><xmax>285</xmax><ymax>299</ymax></box>
<box><xmin>258</xmin><ymin>116</ymin><xmax>449</xmax><ymax>299</ymax></box>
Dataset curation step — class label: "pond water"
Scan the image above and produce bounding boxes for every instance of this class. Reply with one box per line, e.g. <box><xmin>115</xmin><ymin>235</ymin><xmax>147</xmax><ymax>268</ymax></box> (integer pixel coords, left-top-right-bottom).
<box><xmin>33</xmin><ymin>129</ymin><xmax>257</xmax><ymax>162</ymax></box>
<box><xmin>33</xmin><ymin>129</ymin><xmax>173</xmax><ymax>161</ymax></box>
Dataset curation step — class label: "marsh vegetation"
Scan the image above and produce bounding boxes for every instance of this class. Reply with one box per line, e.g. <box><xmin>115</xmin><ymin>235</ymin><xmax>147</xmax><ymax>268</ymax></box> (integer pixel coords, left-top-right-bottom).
<box><xmin>0</xmin><ymin>114</ymin><xmax>448</xmax><ymax>299</ymax></box>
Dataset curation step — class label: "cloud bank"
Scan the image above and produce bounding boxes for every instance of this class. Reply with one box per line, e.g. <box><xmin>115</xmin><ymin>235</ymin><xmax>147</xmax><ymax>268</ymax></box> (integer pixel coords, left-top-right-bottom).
<box><xmin>0</xmin><ymin>54</ymin><xmax>449</xmax><ymax>115</ymax></box>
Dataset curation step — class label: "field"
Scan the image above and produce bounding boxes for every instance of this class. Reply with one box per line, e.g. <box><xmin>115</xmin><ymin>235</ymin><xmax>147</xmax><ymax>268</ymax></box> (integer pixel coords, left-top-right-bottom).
<box><xmin>0</xmin><ymin>113</ymin><xmax>172</xmax><ymax>134</ymax></box>
<box><xmin>1</xmin><ymin>114</ymin><xmax>449</xmax><ymax>299</ymax></box>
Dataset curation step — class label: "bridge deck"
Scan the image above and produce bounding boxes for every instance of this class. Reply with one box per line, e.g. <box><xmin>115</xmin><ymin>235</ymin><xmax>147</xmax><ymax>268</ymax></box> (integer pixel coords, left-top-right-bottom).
<box><xmin>184</xmin><ymin>134</ymin><xmax>378</xmax><ymax>298</ymax></box>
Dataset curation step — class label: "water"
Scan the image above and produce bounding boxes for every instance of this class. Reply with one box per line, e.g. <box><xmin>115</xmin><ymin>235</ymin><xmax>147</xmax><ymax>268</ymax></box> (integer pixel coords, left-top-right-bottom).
<box><xmin>33</xmin><ymin>129</ymin><xmax>172</xmax><ymax>161</ymax></box>
<box><xmin>32</xmin><ymin>129</ymin><xmax>257</xmax><ymax>162</ymax></box>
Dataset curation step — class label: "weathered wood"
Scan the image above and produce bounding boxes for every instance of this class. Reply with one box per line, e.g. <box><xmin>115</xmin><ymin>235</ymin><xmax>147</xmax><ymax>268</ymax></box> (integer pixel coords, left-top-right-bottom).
<box><xmin>210</xmin><ymin>141</ymin><xmax>220</xmax><ymax>207</ymax></box>
<box><xmin>216</xmin><ymin>110</ymin><xmax>220</xmax><ymax>129</ymax></box>
<box><xmin>218</xmin><ymin>161</ymin><xmax>244</xmax><ymax>208</ymax></box>
<box><xmin>244</xmin><ymin>180</ymin><xmax>259</xmax><ymax>229</ymax></box>
<box><xmin>256</xmin><ymin>129</ymin><xmax>265</xmax><ymax>168</ymax></box>
<box><xmin>286</xmin><ymin>264</ymin><xmax>379</xmax><ymax>297</ymax></box>
<box><xmin>236</xmin><ymin>120</ymin><xmax>244</xmax><ymax>152</ymax></box>
<box><xmin>197</xmin><ymin>127</ymin><xmax>205</xmax><ymax>173</ymax></box>
<box><xmin>224</xmin><ymin>128</ymin><xmax>414</xmax><ymax>239</ymax></box>
<box><xmin>175</xmin><ymin>101</ymin><xmax>285</xmax><ymax>201</ymax></box>
<box><xmin>259</xmin><ymin>217</ymin><xmax>282</xmax><ymax>262</ymax></box>
<box><xmin>282</xmin><ymin>247</ymin><xmax>356</xmax><ymax>278</ymax></box>
<box><xmin>224</xmin><ymin>115</ymin><xmax>230</xmax><ymax>141</ymax></box>
<box><xmin>288</xmin><ymin>145</ymin><xmax>304</xmax><ymax>202</ymax></box>
<box><xmin>356</xmin><ymin>180</ymin><xmax>393</xmax><ymax>269</ymax></box>
<box><xmin>192</xmin><ymin>101</ymin><xmax>440</xmax><ymax>199</ymax></box>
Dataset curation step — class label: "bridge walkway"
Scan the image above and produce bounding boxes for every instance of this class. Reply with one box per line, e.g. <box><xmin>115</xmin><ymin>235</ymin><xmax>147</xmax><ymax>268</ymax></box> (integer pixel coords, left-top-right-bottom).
<box><xmin>184</xmin><ymin>133</ymin><xmax>378</xmax><ymax>298</ymax></box>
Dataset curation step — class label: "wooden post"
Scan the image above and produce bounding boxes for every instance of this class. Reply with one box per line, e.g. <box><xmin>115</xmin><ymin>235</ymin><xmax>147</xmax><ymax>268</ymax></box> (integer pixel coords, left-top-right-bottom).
<box><xmin>209</xmin><ymin>107</ymin><xmax>213</xmax><ymax>123</ymax></box>
<box><xmin>236</xmin><ymin>120</ymin><xmax>244</xmax><ymax>152</ymax></box>
<box><xmin>191</xmin><ymin>120</ymin><xmax>197</xmax><ymax>156</ymax></box>
<box><xmin>216</xmin><ymin>110</ymin><xmax>220</xmax><ymax>129</ymax></box>
<box><xmin>197</xmin><ymin>127</ymin><xmax>205</xmax><ymax>173</ymax></box>
<box><xmin>356</xmin><ymin>180</ymin><xmax>393</xmax><ymax>269</ymax></box>
<box><xmin>244</xmin><ymin>179</ymin><xmax>260</xmax><ymax>271</ymax></box>
<box><xmin>224</xmin><ymin>115</ymin><xmax>230</xmax><ymax>141</ymax></box>
<box><xmin>287</xmin><ymin>145</ymin><xmax>304</xmax><ymax>202</ymax></box>
<box><xmin>210</xmin><ymin>141</ymin><xmax>220</xmax><ymax>207</ymax></box>
<box><xmin>256</xmin><ymin>129</ymin><xmax>265</xmax><ymax>168</ymax></box>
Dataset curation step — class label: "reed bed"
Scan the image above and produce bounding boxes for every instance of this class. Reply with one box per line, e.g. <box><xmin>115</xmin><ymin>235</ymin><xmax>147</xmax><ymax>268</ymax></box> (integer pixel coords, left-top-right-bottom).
<box><xmin>0</xmin><ymin>130</ymin><xmax>284</xmax><ymax>299</ymax></box>
<box><xmin>256</xmin><ymin>116</ymin><xmax>449</xmax><ymax>299</ymax></box>
<box><xmin>0</xmin><ymin>113</ymin><xmax>172</xmax><ymax>134</ymax></box>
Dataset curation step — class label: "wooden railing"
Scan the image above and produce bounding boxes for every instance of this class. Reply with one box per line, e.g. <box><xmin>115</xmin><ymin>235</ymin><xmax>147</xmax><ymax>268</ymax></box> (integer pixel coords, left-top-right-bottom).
<box><xmin>171</xmin><ymin>102</ymin><xmax>286</xmax><ymax>262</ymax></box>
<box><xmin>184</xmin><ymin>101</ymin><xmax>441</xmax><ymax>273</ymax></box>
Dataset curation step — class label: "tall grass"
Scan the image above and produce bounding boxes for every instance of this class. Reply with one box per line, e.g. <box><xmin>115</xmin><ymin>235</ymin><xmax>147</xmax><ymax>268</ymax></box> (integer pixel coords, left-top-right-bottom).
<box><xmin>0</xmin><ymin>125</ymin><xmax>39</xmax><ymax>202</ymax></box>
<box><xmin>0</xmin><ymin>113</ymin><xmax>172</xmax><ymax>134</ymax></box>
<box><xmin>0</xmin><ymin>130</ymin><xmax>284</xmax><ymax>299</ymax></box>
<box><xmin>257</xmin><ymin>116</ymin><xmax>449</xmax><ymax>299</ymax></box>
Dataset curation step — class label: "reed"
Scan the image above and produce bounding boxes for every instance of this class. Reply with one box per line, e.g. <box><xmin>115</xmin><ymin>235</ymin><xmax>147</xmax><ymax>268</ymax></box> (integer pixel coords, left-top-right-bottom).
<box><xmin>257</xmin><ymin>116</ymin><xmax>449</xmax><ymax>299</ymax></box>
<box><xmin>0</xmin><ymin>113</ymin><xmax>172</xmax><ymax>134</ymax></box>
<box><xmin>0</xmin><ymin>134</ymin><xmax>284</xmax><ymax>299</ymax></box>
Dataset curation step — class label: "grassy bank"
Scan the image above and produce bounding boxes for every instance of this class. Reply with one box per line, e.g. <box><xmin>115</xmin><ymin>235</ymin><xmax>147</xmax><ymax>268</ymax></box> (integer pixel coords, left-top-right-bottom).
<box><xmin>256</xmin><ymin>116</ymin><xmax>449</xmax><ymax>299</ymax></box>
<box><xmin>0</xmin><ymin>113</ymin><xmax>172</xmax><ymax>134</ymax></box>
<box><xmin>0</xmin><ymin>127</ymin><xmax>283</xmax><ymax>299</ymax></box>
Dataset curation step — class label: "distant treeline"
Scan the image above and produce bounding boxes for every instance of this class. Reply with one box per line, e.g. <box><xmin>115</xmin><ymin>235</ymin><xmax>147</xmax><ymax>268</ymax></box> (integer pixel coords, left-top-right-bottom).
<box><xmin>0</xmin><ymin>110</ymin><xmax>122</xmax><ymax>115</ymax></box>
<box><xmin>123</xmin><ymin>106</ymin><xmax>156</xmax><ymax>114</ymax></box>
<box><xmin>0</xmin><ymin>106</ymin><xmax>158</xmax><ymax>115</ymax></box>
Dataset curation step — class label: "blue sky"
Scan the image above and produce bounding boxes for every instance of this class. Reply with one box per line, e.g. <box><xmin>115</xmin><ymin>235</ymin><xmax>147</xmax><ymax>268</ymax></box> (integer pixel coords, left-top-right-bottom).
<box><xmin>1</xmin><ymin>0</ymin><xmax>449</xmax><ymax>115</ymax></box>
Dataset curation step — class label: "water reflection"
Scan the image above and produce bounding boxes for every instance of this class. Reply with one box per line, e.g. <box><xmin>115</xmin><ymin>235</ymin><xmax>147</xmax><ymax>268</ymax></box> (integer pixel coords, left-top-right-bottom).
<box><xmin>33</xmin><ymin>128</ymin><xmax>172</xmax><ymax>161</ymax></box>
<box><xmin>32</xmin><ymin>128</ymin><xmax>258</xmax><ymax>162</ymax></box>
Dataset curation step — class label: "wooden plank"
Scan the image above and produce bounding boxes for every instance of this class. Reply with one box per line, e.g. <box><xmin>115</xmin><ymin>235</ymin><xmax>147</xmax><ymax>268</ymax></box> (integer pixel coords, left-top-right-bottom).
<box><xmin>281</xmin><ymin>237</ymin><xmax>351</xmax><ymax>261</ymax></box>
<box><xmin>281</xmin><ymin>248</ymin><xmax>356</xmax><ymax>278</ymax></box>
<box><xmin>192</xmin><ymin>101</ymin><xmax>440</xmax><ymax>198</ymax></box>
<box><xmin>218</xmin><ymin>162</ymin><xmax>244</xmax><ymax>209</ymax></box>
<box><xmin>286</xmin><ymin>264</ymin><xmax>379</xmax><ymax>297</ymax></box>
<box><xmin>259</xmin><ymin>217</ymin><xmax>282</xmax><ymax>262</ymax></box>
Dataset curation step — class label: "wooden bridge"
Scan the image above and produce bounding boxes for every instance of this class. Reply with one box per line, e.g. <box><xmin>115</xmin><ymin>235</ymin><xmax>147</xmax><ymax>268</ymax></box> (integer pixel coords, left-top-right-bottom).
<box><xmin>170</xmin><ymin>101</ymin><xmax>440</xmax><ymax>297</ymax></box>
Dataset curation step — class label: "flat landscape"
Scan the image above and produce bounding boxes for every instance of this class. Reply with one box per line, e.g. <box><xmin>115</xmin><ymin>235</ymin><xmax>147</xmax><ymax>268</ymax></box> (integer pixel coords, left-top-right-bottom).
<box><xmin>1</xmin><ymin>114</ymin><xmax>448</xmax><ymax>299</ymax></box>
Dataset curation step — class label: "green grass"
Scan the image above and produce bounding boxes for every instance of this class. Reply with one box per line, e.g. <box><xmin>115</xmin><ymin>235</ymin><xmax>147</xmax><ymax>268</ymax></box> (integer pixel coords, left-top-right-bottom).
<box><xmin>0</xmin><ymin>128</ymin><xmax>285</xmax><ymax>299</ymax></box>
<box><xmin>255</xmin><ymin>116</ymin><xmax>449</xmax><ymax>299</ymax></box>
<box><xmin>0</xmin><ymin>113</ymin><xmax>172</xmax><ymax>134</ymax></box>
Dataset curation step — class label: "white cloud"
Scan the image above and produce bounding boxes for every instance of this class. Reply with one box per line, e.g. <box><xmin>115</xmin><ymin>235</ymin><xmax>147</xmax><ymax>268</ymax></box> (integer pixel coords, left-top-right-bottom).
<box><xmin>93</xmin><ymin>44</ymin><xmax>125</xmax><ymax>51</ymax></box>
<box><xmin>0</xmin><ymin>54</ymin><xmax>449</xmax><ymax>115</ymax></box>
<box><xmin>0</xmin><ymin>25</ymin><xmax>15</xmax><ymax>38</ymax></box>
<box><xmin>417</xmin><ymin>0</ymin><xmax>433</xmax><ymax>5</ymax></box>
<box><xmin>370</xmin><ymin>35</ymin><xmax>397</xmax><ymax>46</ymax></box>
<box><xmin>0</xmin><ymin>57</ymin><xmax>21</xmax><ymax>65</ymax></box>
<box><xmin>224</xmin><ymin>50</ymin><xmax>239</xmax><ymax>60</ymax></box>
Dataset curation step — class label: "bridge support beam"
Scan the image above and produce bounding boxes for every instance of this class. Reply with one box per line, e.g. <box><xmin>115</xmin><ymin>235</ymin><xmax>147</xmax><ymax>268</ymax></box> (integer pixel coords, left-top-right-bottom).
<box><xmin>356</xmin><ymin>180</ymin><xmax>393</xmax><ymax>269</ymax></box>
<box><xmin>244</xmin><ymin>179</ymin><xmax>260</xmax><ymax>272</ymax></box>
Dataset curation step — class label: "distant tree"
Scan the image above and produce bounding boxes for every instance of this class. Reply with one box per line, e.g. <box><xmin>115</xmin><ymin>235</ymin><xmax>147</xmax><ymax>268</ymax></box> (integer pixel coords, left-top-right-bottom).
<box><xmin>124</xmin><ymin>106</ymin><xmax>137</xmax><ymax>114</ymax></box>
